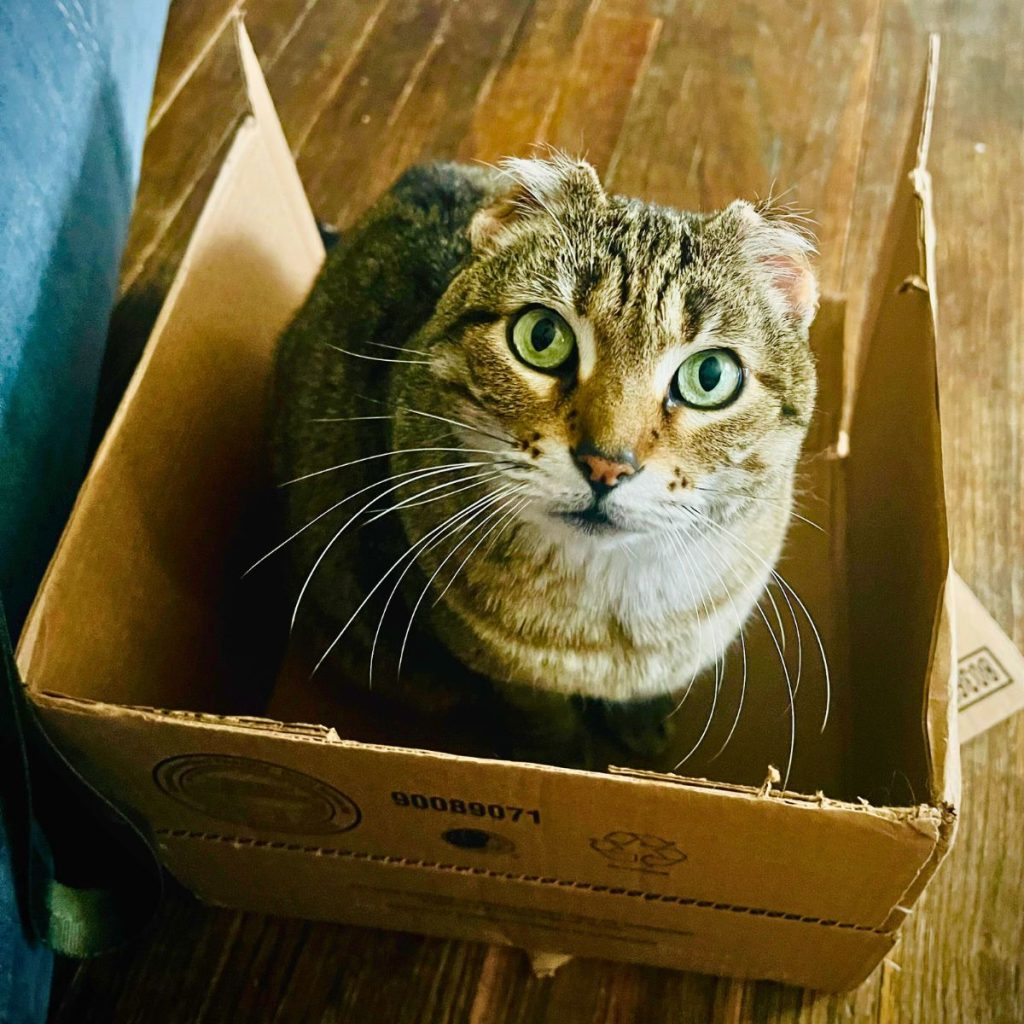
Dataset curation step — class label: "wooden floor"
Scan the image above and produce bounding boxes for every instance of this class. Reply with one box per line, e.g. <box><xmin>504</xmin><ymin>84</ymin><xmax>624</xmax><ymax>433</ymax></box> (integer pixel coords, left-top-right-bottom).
<box><xmin>54</xmin><ymin>0</ymin><xmax>1023</xmax><ymax>1021</ymax></box>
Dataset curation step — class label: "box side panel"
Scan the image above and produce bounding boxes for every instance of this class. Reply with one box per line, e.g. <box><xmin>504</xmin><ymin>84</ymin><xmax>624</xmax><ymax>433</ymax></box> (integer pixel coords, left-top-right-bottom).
<box><xmin>159</xmin><ymin>834</ymin><xmax>894</xmax><ymax>993</ymax></box>
<box><xmin>18</xmin><ymin>94</ymin><xmax>325</xmax><ymax>713</ymax></box>
<box><xmin>33</xmin><ymin>697</ymin><xmax>940</xmax><ymax>932</ymax></box>
<box><xmin>844</xmin><ymin>42</ymin><xmax>951</xmax><ymax>808</ymax></box>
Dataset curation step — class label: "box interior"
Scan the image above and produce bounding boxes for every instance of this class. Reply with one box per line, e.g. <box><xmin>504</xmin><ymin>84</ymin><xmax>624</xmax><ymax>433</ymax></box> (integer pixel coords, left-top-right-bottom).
<box><xmin>17</xmin><ymin>34</ymin><xmax>948</xmax><ymax>812</ymax></box>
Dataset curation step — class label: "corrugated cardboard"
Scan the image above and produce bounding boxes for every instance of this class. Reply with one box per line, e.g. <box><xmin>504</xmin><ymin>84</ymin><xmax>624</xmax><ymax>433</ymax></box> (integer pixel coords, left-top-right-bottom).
<box><xmin>17</xmin><ymin>27</ymin><xmax>1019</xmax><ymax>991</ymax></box>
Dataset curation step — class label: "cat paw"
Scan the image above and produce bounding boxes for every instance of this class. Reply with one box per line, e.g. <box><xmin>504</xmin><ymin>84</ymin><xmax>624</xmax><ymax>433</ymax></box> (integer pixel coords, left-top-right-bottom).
<box><xmin>597</xmin><ymin>696</ymin><xmax>677</xmax><ymax>757</ymax></box>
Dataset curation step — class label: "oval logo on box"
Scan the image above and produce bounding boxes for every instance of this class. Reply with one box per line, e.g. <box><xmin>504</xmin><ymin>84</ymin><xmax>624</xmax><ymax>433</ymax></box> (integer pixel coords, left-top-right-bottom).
<box><xmin>441</xmin><ymin>827</ymin><xmax>515</xmax><ymax>855</ymax></box>
<box><xmin>154</xmin><ymin>754</ymin><xmax>361</xmax><ymax>835</ymax></box>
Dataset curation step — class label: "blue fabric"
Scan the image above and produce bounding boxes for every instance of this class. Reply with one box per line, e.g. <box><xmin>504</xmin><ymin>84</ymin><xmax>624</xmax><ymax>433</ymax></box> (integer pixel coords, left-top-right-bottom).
<box><xmin>0</xmin><ymin>818</ymin><xmax>51</xmax><ymax>1024</ymax></box>
<box><xmin>0</xmin><ymin>2</ymin><xmax>169</xmax><ymax>1019</ymax></box>
<box><xmin>0</xmin><ymin>0</ymin><xmax>169</xmax><ymax>635</ymax></box>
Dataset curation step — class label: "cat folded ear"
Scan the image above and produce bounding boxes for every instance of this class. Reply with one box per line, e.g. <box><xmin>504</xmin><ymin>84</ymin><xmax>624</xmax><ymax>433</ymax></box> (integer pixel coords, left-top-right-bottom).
<box><xmin>469</xmin><ymin>155</ymin><xmax>605</xmax><ymax>250</ymax></box>
<box><xmin>727</xmin><ymin>200</ymin><xmax>819</xmax><ymax>329</ymax></box>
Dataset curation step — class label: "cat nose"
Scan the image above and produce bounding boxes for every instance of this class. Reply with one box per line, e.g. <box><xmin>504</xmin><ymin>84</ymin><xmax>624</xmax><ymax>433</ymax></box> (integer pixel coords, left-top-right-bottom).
<box><xmin>572</xmin><ymin>442</ymin><xmax>640</xmax><ymax>495</ymax></box>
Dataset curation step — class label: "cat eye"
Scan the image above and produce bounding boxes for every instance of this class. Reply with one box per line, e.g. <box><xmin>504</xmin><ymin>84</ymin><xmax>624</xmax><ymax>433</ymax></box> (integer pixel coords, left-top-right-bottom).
<box><xmin>509</xmin><ymin>307</ymin><xmax>577</xmax><ymax>371</ymax></box>
<box><xmin>671</xmin><ymin>349</ymin><xmax>745</xmax><ymax>409</ymax></box>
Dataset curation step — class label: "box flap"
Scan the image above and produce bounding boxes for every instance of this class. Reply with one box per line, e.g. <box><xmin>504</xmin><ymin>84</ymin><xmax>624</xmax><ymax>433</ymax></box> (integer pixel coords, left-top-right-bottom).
<box><xmin>843</xmin><ymin>36</ymin><xmax>958</xmax><ymax>816</ymax></box>
<box><xmin>17</xmin><ymin>21</ymin><xmax>325</xmax><ymax>708</ymax></box>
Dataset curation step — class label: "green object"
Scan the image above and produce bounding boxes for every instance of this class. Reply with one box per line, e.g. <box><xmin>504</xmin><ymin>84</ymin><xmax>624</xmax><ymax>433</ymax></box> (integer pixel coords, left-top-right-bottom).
<box><xmin>0</xmin><ymin>593</ymin><xmax>163</xmax><ymax>958</ymax></box>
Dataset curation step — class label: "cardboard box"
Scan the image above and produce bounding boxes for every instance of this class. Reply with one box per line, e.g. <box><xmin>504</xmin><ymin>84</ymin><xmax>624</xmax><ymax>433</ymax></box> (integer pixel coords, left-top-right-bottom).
<box><xmin>19</xmin><ymin>27</ymin><xmax>1013</xmax><ymax>991</ymax></box>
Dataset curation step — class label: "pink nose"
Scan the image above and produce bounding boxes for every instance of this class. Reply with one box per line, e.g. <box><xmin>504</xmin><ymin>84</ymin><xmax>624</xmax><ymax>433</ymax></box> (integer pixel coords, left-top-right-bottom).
<box><xmin>577</xmin><ymin>453</ymin><xmax>636</xmax><ymax>487</ymax></box>
<box><xmin>572</xmin><ymin>443</ymin><xmax>640</xmax><ymax>493</ymax></box>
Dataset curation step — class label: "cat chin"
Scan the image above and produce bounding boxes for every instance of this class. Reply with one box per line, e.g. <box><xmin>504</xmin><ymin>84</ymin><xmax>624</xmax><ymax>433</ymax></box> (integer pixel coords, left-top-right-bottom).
<box><xmin>556</xmin><ymin>509</ymin><xmax>632</xmax><ymax>538</ymax></box>
<box><xmin>526</xmin><ymin>508</ymin><xmax>644</xmax><ymax>550</ymax></box>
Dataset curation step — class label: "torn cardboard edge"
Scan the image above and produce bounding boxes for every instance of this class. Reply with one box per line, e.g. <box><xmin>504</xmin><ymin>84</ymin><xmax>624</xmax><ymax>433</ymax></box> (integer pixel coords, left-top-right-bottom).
<box><xmin>23</xmin><ymin>688</ymin><xmax>943</xmax><ymax>820</ymax></box>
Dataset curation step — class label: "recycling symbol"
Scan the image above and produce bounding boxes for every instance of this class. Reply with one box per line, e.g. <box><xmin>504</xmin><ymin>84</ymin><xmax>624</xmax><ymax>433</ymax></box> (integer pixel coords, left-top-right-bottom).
<box><xmin>589</xmin><ymin>831</ymin><xmax>687</xmax><ymax>874</ymax></box>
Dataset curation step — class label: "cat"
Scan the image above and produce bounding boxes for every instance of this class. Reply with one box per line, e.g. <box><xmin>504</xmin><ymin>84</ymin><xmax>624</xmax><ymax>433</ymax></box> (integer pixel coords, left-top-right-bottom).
<box><xmin>269</xmin><ymin>155</ymin><xmax>818</xmax><ymax>767</ymax></box>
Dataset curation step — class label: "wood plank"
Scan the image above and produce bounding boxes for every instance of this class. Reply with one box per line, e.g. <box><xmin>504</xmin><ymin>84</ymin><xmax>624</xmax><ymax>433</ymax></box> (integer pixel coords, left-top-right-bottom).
<box><xmin>607</xmin><ymin>1</ymin><xmax>879</xmax><ymax>299</ymax></box>
<box><xmin>106</xmin><ymin>0</ymin><xmax>388</xmax><ymax>415</ymax></box>
<box><xmin>120</xmin><ymin>26</ymin><xmax>246</xmax><ymax>294</ymax></box>
<box><xmin>148</xmin><ymin>0</ymin><xmax>237</xmax><ymax>128</ymax></box>
<box><xmin>262</xmin><ymin>0</ymin><xmax>389</xmax><ymax>153</ymax></box>
<box><xmin>123</xmin><ymin>0</ymin><xmax>379</xmax><ymax>296</ymax></box>
<box><xmin>303</xmin><ymin>0</ymin><xmax>536</xmax><ymax>226</ymax></box>
<box><xmin>545</xmin><ymin>11</ymin><xmax>663</xmax><ymax>176</ymax></box>
<box><xmin>840</xmin><ymin>0</ymin><xmax>926</xmax><ymax>372</ymax></box>
<box><xmin>49</xmin><ymin>887</ymin><xmax>242</xmax><ymax>1023</ymax></box>
<box><xmin>882</xmin><ymin>1</ymin><xmax>1024</xmax><ymax>1019</ymax></box>
<box><xmin>293</xmin><ymin>0</ymin><xmax>451</xmax><ymax>220</ymax></box>
<box><xmin>458</xmin><ymin>0</ymin><xmax>596</xmax><ymax>164</ymax></box>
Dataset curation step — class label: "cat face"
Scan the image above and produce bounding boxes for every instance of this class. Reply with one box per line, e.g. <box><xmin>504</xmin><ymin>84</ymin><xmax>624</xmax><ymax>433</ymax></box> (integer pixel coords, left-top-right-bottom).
<box><xmin>394</xmin><ymin>156</ymin><xmax>817</xmax><ymax>551</ymax></box>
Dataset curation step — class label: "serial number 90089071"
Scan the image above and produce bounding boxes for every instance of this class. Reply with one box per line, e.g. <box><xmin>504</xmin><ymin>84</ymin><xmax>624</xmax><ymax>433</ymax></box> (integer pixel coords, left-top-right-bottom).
<box><xmin>390</xmin><ymin>791</ymin><xmax>540</xmax><ymax>824</ymax></box>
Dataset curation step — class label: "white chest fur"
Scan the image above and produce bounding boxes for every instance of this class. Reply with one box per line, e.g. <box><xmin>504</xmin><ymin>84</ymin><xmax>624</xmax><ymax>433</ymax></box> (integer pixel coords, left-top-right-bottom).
<box><xmin>440</xmin><ymin>515</ymin><xmax>779</xmax><ymax>701</ymax></box>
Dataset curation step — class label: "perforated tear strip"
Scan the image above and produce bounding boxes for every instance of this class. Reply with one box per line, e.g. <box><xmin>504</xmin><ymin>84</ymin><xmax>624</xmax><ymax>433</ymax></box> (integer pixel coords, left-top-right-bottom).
<box><xmin>156</xmin><ymin>828</ymin><xmax>892</xmax><ymax>935</ymax></box>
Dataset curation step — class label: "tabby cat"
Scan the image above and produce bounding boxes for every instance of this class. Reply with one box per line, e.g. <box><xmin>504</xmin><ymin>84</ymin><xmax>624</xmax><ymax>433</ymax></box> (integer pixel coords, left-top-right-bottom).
<box><xmin>269</xmin><ymin>155</ymin><xmax>818</xmax><ymax>766</ymax></box>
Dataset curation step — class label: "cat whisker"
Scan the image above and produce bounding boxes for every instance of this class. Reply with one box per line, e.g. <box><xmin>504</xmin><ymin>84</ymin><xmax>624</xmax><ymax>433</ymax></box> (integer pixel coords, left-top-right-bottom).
<box><xmin>683</xmin><ymin>508</ymin><xmax>801</xmax><ymax>691</ymax></box>
<box><xmin>364</xmin><ymin>340</ymin><xmax>428</xmax><ymax>356</ymax></box>
<box><xmin>433</xmin><ymin>495</ymin><xmax>530</xmax><ymax>608</ymax></box>
<box><xmin>665</xmin><ymin>530</ymin><xmax>719</xmax><ymax>720</ymax></box>
<box><xmin>659</xmin><ymin>532</ymin><xmax>709</xmax><ymax>722</ymax></box>
<box><xmin>319</xmin><ymin>492</ymin><xmax>499</xmax><ymax>679</ymax></box>
<box><xmin>765</xmin><ymin>578</ymin><xmax>788</xmax><ymax>654</ymax></box>
<box><xmin>686</xmin><ymin>537</ymin><xmax>750</xmax><ymax>764</ymax></box>
<box><xmin>709</xmin><ymin>625</ymin><xmax>748</xmax><ymax>763</ymax></box>
<box><xmin>292</xmin><ymin>463</ymin><xmax>505</xmax><ymax>630</ymax></box>
<box><xmin>771</xmin><ymin>576</ymin><xmax>804</xmax><ymax>699</ymax></box>
<box><xmin>396</xmin><ymin>486</ymin><xmax>529</xmax><ymax>681</ymax></box>
<box><xmin>396</xmin><ymin>404</ymin><xmax>518</xmax><ymax>447</ymax></box>
<box><xmin>482</xmin><ymin>494</ymin><xmax>531</xmax><ymax>560</ymax></box>
<box><xmin>325</xmin><ymin>343</ymin><xmax>434</xmax><ymax>367</ymax></box>
<box><xmin>693</xmin><ymin>486</ymin><xmax>826</xmax><ymax>534</ymax></box>
<box><xmin>782</xmin><ymin>510</ymin><xmax>826</xmax><ymax>534</ymax></box>
<box><xmin>679</xmin><ymin>506</ymin><xmax>792</xmax><ymax>672</ymax></box>
<box><xmin>363</xmin><ymin>469</ymin><xmax>505</xmax><ymax>521</ymax></box>
<box><xmin>690</xmin><ymin>508</ymin><xmax>827</xmax><ymax>727</ymax></box>
<box><xmin>244</xmin><ymin>461</ymin><xmax>494</xmax><ymax>575</ymax></box>
<box><xmin>280</xmin><ymin>446</ymin><xmax>510</xmax><ymax>487</ymax></box>
<box><xmin>668</xmin><ymin>680</ymin><xmax>694</xmax><ymax>719</ymax></box>
<box><xmin>416</xmin><ymin>428</ymin><xmax>464</xmax><ymax>447</ymax></box>
<box><xmin>669</xmin><ymin>511</ymin><xmax>795</xmax><ymax>784</ymax></box>
<box><xmin>311</xmin><ymin>415</ymin><xmax>393</xmax><ymax>423</ymax></box>
<box><xmin>773</xmin><ymin>570</ymin><xmax>829</xmax><ymax>730</ymax></box>
<box><xmin>656</xmin><ymin>541</ymin><xmax>694</xmax><ymax>719</ymax></box>
<box><xmin>668</xmin><ymin>531</ymin><xmax>723</xmax><ymax>766</ymax></box>
<box><xmin>366</xmin><ymin>486</ymin><xmax>517</xmax><ymax>687</ymax></box>
<box><xmin>684</xmin><ymin>508</ymin><xmax>829</xmax><ymax>765</ymax></box>
<box><xmin>756</xmin><ymin>597</ymin><xmax>796</xmax><ymax>789</ymax></box>
<box><xmin>679</xmin><ymin>505</ymin><xmax>790</xmax><ymax>656</ymax></box>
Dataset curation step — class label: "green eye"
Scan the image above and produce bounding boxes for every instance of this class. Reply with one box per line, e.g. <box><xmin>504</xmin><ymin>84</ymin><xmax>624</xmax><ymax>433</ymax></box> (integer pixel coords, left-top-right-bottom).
<box><xmin>509</xmin><ymin>307</ymin><xmax>576</xmax><ymax>371</ymax></box>
<box><xmin>672</xmin><ymin>349</ymin><xmax>744</xmax><ymax>409</ymax></box>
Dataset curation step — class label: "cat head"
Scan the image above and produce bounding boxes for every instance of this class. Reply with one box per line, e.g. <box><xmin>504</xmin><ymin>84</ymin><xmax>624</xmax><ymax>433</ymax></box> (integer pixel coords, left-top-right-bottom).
<box><xmin>393</xmin><ymin>154</ymin><xmax>818</xmax><ymax>550</ymax></box>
